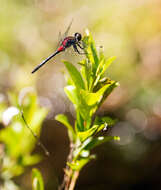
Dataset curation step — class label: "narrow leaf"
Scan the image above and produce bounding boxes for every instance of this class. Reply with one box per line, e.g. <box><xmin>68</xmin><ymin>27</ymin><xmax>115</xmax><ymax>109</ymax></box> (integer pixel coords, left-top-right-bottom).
<box><xmin>90</xmin><ymin>43</ymin><xmax>99</xmax><ymax>67</ymax></box>
<box><xmin>80</xmin><ymin>82</ymin><xmax>116</xmax><ymax>106</ymax></box>
<box><xmin>94</xmin><ymin>116</ymin><xmax>117</xmax><ymax>127</ymax></box>
<box><xmin>64</xmin><ymin>85</ymin><xmax>78</xmax><ymax>106</ymax></box>
<box><xmin>73</xmin><ymin>136</ymin><xmax>120</xmax><ymax>160</ymax></box>
<box><xmin>32</xmin><ymin>168</ymin><xmax>44</xmax><ymax>190</ymax></box>
<box><xmin>67</xmin><ymin>155</ymin><xmax>95</xmax><ymax>171</ymax></box>
<box><xmin>85</xmin><ymin>136</ymin><xmax>120</xmax><ymax>150</ymax></box>
<box><xmin>55</xmin><ymin>114</ymin><xmax>75</xmax><ymax>142</ymax></box>
<box><xmin>101</xmin><ymin>56</ymin><xmax>116</xmax><ymax>75</ymax></box>
<box><xmin>63</xmin><ymin>61</ymin><xmax>85</xmax><ymax>90</ymax></box>
<box><xmin>78</xmin><ymin>125</ymin><xmax>98</xmax><ymax>142</ymax></box>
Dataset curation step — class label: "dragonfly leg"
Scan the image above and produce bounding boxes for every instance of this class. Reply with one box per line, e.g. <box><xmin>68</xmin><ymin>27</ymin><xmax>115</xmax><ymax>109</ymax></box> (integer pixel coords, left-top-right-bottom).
<box><xmin>77</xmin><ymin>42</ymin><xmax>88</xmax><ymax>55</ymax></box>
<box><xmin>73</xmin><ymin>44</ymin><xmax>85</xmax><ymax>55</ymax></box>
<box><xmin>77</xmin><ymin>42</ymin><xmax>84</xmax><ymax>50</ymax></box>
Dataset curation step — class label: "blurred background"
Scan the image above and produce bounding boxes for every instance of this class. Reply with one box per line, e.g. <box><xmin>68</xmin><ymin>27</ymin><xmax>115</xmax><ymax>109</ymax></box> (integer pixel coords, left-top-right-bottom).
<box><xmin>0</xmin><ymin>0</ymin><xmax>161</xmax><ymax>189</ymax></box>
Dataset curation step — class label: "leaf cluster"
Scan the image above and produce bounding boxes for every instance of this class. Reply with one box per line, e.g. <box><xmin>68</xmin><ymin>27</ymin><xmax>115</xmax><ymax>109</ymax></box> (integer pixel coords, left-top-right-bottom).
<box><xmin>55</xmin><ymin>31</ymin><xmax>119</xmax><ymax>171</ymax></box>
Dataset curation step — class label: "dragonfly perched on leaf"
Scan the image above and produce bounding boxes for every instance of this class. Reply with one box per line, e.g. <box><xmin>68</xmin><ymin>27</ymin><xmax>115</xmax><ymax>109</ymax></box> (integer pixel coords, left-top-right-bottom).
<box><xmin>31</xmin><ymin>21</ymin><xmax>85</xmax><ymax>73</ymax></box>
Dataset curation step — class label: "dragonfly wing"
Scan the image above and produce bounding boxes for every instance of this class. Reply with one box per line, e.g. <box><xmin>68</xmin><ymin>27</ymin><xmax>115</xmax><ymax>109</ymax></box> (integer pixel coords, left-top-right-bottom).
<box><xmin>64</xmin><ymin>18</ymin><xmax>73</xmax><ymax>39</ymax></box>
<box><xmin>56</xmin><ymin>19</ymin><xmax>73</xmax><ymax>50</ymax></box>
<box><xmin>56</xmin><ymin>31</ymin><xmax>63</xmax><ymax>50</ymax></box>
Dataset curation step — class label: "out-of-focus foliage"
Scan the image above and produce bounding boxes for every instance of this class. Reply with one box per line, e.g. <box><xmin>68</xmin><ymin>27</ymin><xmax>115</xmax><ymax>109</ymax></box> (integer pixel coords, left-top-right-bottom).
<box><xmin>32</xmin><ymin>168</ymin><xmax>44</xmax><ymax>190</ymax></box>
<box><xmin>0</xmin><ymin>90</ymin><xmax>48</xmax><ymax>190</ymax></box>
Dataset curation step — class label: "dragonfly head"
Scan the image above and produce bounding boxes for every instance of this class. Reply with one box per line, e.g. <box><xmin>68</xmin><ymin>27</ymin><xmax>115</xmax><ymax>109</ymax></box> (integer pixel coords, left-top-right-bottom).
<box><xmin>75</xmin><ymin>33</ymin><xmax>82</xmax><ymax>42</ymax></box>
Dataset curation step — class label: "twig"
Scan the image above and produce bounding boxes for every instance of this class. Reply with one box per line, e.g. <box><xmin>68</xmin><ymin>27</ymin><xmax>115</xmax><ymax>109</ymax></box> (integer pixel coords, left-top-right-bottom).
<box><xmin>20</xmin><ymin>110</ymin><xmax>49</xmax><ymax>156</ymax></box>
<box><xmin>68</xmin><ymin>171</ymin><xmax>79</xmax><ymax>190</ymax></box>
<box><xmin>58</xmin><ymin>143</ymin><xmax>74</xmax><ymax>190</ymax></box>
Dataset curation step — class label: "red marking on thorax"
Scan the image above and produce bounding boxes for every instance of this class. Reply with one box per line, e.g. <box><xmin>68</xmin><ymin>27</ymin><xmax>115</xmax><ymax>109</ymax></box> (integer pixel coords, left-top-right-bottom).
<box><xmin>62</xmin><ymin>38</ymin><xmax>68</xmax><ymax>46</ymax></box>
<box><xmin>57</xmin><ymin>45</ymin><xmax>65</xmax><ymax>52</ymax></box>
<box><xmin>57</xmin><ymin>37</ymin><xmax>74</xmax><ymax>52</ymax></box>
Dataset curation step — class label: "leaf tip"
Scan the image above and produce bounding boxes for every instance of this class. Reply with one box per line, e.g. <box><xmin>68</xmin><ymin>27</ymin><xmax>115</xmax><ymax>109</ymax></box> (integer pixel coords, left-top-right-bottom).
<box><xmin>114</xmin><ymin>136</ymin><xmax>120</xmax><ymax>141</ymax></box>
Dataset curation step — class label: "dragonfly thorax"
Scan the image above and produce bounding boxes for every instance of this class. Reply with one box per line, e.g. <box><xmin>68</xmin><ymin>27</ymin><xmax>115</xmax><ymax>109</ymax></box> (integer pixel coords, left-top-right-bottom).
<box><xmin>75</xmin><ymin>33</ymin><xmax>82</xmax><ymax>42</ymax></box>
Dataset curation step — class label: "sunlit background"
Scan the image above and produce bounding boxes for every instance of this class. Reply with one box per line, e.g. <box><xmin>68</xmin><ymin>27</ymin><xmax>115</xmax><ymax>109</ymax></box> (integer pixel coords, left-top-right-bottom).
<box><xmin>0</xmin><ymin>0</ymin><xmax>161</xmax><ymax>189</ymax></box>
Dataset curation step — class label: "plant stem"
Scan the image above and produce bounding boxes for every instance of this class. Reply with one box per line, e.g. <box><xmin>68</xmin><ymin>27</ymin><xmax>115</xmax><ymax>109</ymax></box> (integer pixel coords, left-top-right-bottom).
<box><xmin>59</xmin><ymin>143</ymin><xmax>79</xmax><ymax>190</ymax></box>
<box><xmin>68</xmin><ymin>171</ymin><xmax>79</xmax><ymax>190</ymax></box>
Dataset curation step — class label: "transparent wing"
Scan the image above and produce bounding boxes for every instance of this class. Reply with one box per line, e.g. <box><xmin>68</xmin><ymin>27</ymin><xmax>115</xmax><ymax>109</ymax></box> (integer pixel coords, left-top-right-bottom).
<box><xmin>64</xmin><ymin>18</ymin><xmax>73</xmax><ymax>39</ymax></box>
<box><xmin>56</xmin><ymin>19</ymin><xmax>73</xmax><ymax>50</ymax></box>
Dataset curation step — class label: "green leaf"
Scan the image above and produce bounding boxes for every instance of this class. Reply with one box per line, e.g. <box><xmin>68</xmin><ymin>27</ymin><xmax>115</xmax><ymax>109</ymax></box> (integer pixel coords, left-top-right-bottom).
<box><xmin>0</xmin><ymin>122</ymin><xmax>25</xmax><ymax>157</ymax></box>
<box><xmin>96</xmin><ymin>56</ymin><xmax>116</xmax><ymax>77</ymax></box>
<box><xmin>62</xmin><ymin>70</ymin><xmax>74</xmax><ymax>86</ymax></box>
<box><xmin>3</xmin><ymin>164</ymin><xmax>25</xmax><ymax>178</ymax></box>
<box><xmin>78</xmin><ymin>122</ymin><xmax>113</xmax><ymax>142</ymax></box>
<box><xmin>0</xmin><ymin>92</ymin><xmax>48</xmax><ymax>157</ymax></box>
<box><xmin>91</xmin><ymin>124</ymin><xmax>106</xmax><ymax>133</ymax></box>
<box><xmin>97</xmin><ymin>81</ymin><xmax>119</xmax><ymax>108</ymax></box>
<box><xmin>90</xmin><ymin>42</ymin><xmax>99</xmax><ymax>67</ymax></box>
<box><xmin>101</xmin><ymin>56</ymin><xmax>116</xmax><ymax>75</ymax></box>
<box><xmin>83</xmin><ymin>32</ymin><xmax>99</xmax><ymax>76</ymax></box>
<box><xmin>75</xmin><ymin>112</ymin><xmax>85</xmax><ymax>132</ymax></box>
<box><xmin>22</xmin><ymin>154</ymin><xmax>42</xmax><ymax>166</ymax></box>
<box><xmin>0</xmin><ymin>91</ymin><xmax>47</xmax><ymax>180</ymax></box>
<box><xmin>64</xmin><ymin>85</ymin><xmax>79</xmax><ymax>106</ymax></box>
<box><xmin>73</xmin><ymin>136</ymin><xmax>120</xmax><ymax>160</ymax></box>
<box><xmin>30</xmin><ymin>108</ymin><xmax>48</xmax><ymax>133</ymax></box>
<box><xmin>77</xmin><ymin>123</ymin><xmax>109</xmax><ymax>142</ymax></box>
<box><xmin>0</xmin><ymin>102</ymin><xmax>7</xmax><ymax>122</ymax></box>
<box><xmin>32</xmin><ymin>168</ymin><xmax>44</xmax><ymax>190</ymax></box>
<box><xmin>77</xmin><ymin>125</ymin><xmax>98</xmax><ymax>142</ymax></box>
<box><xmin>93</xmin><ymin>77</ymin><xmax>110</xmax><ymax>91</ymax></box>
<box><xmin>94</xmin><ymin>116</ymin><xmax>117</xmax><ymax>127</ymax></box>
<box><xmin>67</xmin><ymin>154</ymin><xmax>95</xmax><ymax>171</ymax></box>
<box><xmin>64</xmin><ymin>86</ymin><xmax>92</xmax><ymax>130</ymax></box>
<box><xmin>69</xmin><ymin>81</ymin><xmax>118</xmax><ymax>126</ymax></box>
<box><xmin>85</xmin><ymin>136</ymin><xmax>120</xmax><ymax>150</ymax></box>
<box><xmin>80</xmin><ymin>81</ymin><xmax>117</xmax><ymax>108</ymax></box>
<box><xmin>55</xmin><ymin>114</ymin><xmax>76</xmax><ymax>142</ymax></box>
<box><xmin>94</xmin><ymin>57</ymin><xmax>116</xmax><ymax>88</ymax></box>
<box><xmin>80</xmin><ymin>59</ymin><xmax>92</xmax><ymax>90</ymax></box>
<box><xmin>63</xmin><ymin>61</ymin><xmax>85</xmax><ymax>90</ymax></box>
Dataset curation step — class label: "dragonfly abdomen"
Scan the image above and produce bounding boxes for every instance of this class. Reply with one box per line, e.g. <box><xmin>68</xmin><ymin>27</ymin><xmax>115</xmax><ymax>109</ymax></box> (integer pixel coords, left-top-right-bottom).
<box><xmin>31</xmin><ymin>50</ymin><xmax>60</xmax><ymax>73</ymax></box>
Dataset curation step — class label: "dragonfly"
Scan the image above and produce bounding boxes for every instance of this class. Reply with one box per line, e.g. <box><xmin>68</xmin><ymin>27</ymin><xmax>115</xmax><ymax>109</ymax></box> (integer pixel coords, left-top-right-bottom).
<box><xmin>31</xmin><ymin>30</ymin><xmax>84</xmax><ymax>74</ymax></box>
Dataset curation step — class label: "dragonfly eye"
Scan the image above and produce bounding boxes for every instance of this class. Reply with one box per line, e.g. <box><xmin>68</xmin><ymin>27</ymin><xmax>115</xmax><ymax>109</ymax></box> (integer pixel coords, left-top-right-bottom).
<box><xmin>75</xmin><ymin>33</ymin><xmax>82</xmax><ymax>41</ymax></box>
